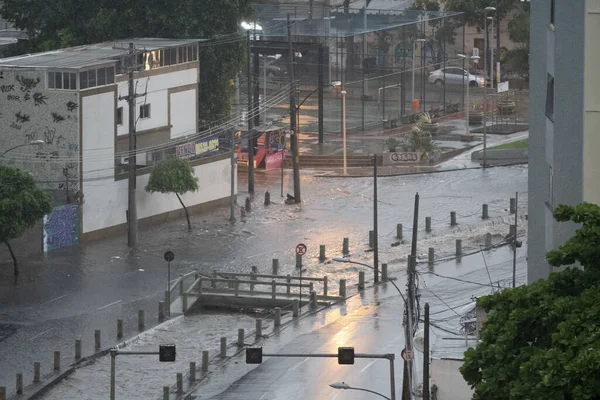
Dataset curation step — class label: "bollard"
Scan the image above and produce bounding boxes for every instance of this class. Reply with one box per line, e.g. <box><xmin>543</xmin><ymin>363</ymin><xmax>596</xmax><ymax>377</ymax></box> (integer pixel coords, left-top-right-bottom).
<box><xmin>396</xmin><ymin>223</ymin><xmax>403</xmax><ymax>240</ymax></box>
<box><xmin>319</xmin><ymin>245</ymin><xmax>326</xmax><ymax>262</ymax></box>
<box><xmin>451</xmin><ymin>211</ymin><xmax>457</xmax><ymax>226</ymax></box>
<box><xmin>482</xmin><ymin>204</ymin><xmax>489</xmax><ymax>220</ymax></box>
<box><xmin>272</xmin><ymin>258</ymin><xmax>279</xmax><ymax>275</ymax></box>
<box><xmin>509</xmin><ymin>224</ymin><xmax>516</xmax><ymax>239</ymax></box>
<box><xmin>296</xmin><ymin>253</ymin><xmax>302</xmax><ymax>269</ymax></box>
<box><xmin>428</xmin><ymin>247</ymin><xmax>435</xmax><ymax>265</ymax></box>
<box><xmin>245</xmin><ymin>197</ymin><xmax>251</xmax><ymax>213</ymax></box>
<box><xmin>309</xmin><ymin>282</ymin><xmax>314</xmax><ymax>294</ymax></box>
<box><xmin>510</xmin><ymin>198</ymin><xmax>516</xmax><ymax>214</ymax></box>
<box><xmin>240</xmin><ymin>205</ymin><xmax>246</xmax><ymax>218</ymax></box>
<box><xmin>342</xmin><ymin>237</ymin><xmax>349</xmax><ymax>255</ymax></box>
<box><xmin>310</xmin><ymin>291</ymin><xmax>317</xmax><ymax>309</ymax></box>
<box><xmin>323</xmin><ymin>276</ymin><xmax>328</xmax><ymax>296</ymax></box>
<box><xmin>234</xmin><ymin>278</ymin><xmax>240</xmax><ymax>297</ymax></box>
<box><xmin>163</xmin><ymin>386</ymin><xmax>170</xmax><ymax>400</ymax></box>
<box><xmin>286</xmin><ymin>274</ymin><xmax>291</xmax><ymax>294</ymax></box>
<box><xmin>138</xmin><ymin>310</ymin><xmax>145</xmax><ymax>331</ymax></box>
<box><xmin>358</xmin><ymin>271</ymin><xmax>365</xmax><ymax>290</ymax></box>
<box><xmin>220</xmin><ymin>337</ymin><xmax>227</xmax><ymax>358</ymax></box>
<box><xmin>182</xmin><ymin>293</ymin><xmax>188</xmax><ymax>312</ymax></box>
<box><xmin>54</xmin><ymin>351</ymin><xmax>60</xmax><ymax>370</ymax></box>
<box><xmin>164</xmin><ymin>290</ymin><xmax>170</xmax><ymax>308</ymax></box>
<box><xmin>95</xmin><ymin>329</ymin><xmax>101</xmax><ymax>350</ymax></box>
<box><xmin>158</xmin><ymin>301</ymin><xmax>165</xmax><ymax>322</ymax></box>
<box><xmin>238</xmin><ymin>329</ymin><xmax>245</xmax><ymax>347</ymax></box>
<box><xmin>33</xmin><ymin>362</ymin><xmax>40</xmax><ymax>383</ymax></box>
<box><xmin>485</xmin><ymin>233</ymin><xmax>493</xmax><ymax>248</ymax></box>
<box><xmin>75</xmin><ymin>339</ymin><xmax>82</xmax><ymax>360</ymax></box>
<box><xmin>177</xmin><ymin>372</ymin><xmax>183</xmax><ymax>393</ymax></box>
<box><xmin>0</xmin><ymin>386</ymin><xmax>5</xmax><ymax>400</ymax></box>
<box><xmin>202</xmin><ymin>351</ymin><xmax>209</xmax><ymax>372</ymax></box>
<box><xmin>425</xmin><ymin>217</ymin><xmax>432</xmax><ymax>233</ymax></box>
<box><xmin>271</xmin><ymin>280</ymin><xmax>276</xmax><ymax>299</ymax></box>
<box><xmin>117</xmin><ymin>319</ymin><xmax>123</xmax><ymax>339</ymax></box>
<box><xmin>255</xmin><ymin>319</ymin><xmax>263</xmax><ymax>338</ymax></box>
<box><xmin>250</xmin><ymin>271</ymin><xmax>256</xmax><ymax>291</ymax></box>
<box><xmin>381</xmin><ymin>263</ymin><xmax>388</xmax><ymax>281</ymax></box>
<box><xmin>369</xmin><ymin>230</ymin><xmax>375</xmax><ymax>247</ymax></box>
<box><xmin>189</xmin><ymin>362</ymin><xmax>196</xmax><ymax>381</ymax></box>
<box><xmin>274</xmin><ymin>308</ymin><xmax>281</xmax><ymax>327</ymax></box>
<box><xmin>16</xmin><ymin>374</ymin><xmax>23</xmax><ymax>395</ymax></box>
<box><xmin>264</xmin><ymin>191</ymin><xmax>271</xmax><ymax>206</ymax></box>
<box><xmin>179</xmin><ymin>278</ymin><xmax>184</xmax><ymax>295</ymax></box>
<box><xmin>251</xmin><ymin>265</ymin><xmax>258</xmax><ymax>274</ymax></box>
<box><xmin>339</xmin><ymin>279</ymin><xmax>347</xmax><ymax>297</ymax></box>
<box><xmin>292</xmin><ymin>299</ymin><xmax>299</xmax><ymax>318</ymax></box>
<box><xmin>456</xmin><ymin>239</ymin><xmax>462</xmax><ymax>257</ymax></box>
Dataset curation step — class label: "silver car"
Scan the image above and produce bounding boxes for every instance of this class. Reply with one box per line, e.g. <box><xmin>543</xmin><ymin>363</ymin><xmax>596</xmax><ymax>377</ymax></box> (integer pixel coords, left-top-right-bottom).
<box><xmin>428</xmin><ymin>67</ymin><xmax>485</xmax><ymax>87</ymax></box>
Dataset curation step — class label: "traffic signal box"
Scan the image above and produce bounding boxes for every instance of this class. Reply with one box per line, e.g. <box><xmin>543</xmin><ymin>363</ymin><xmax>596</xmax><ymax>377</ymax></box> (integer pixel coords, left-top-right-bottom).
<box><xmin>338</xmin><ymin>347</ymin><xmax>355</xmax><ymax>365</ymax></box>
<box><xmin>159</xmin><ymin>344</ymin><xmax>176</xmax><ymax>362</ymax></box>
<box><xmin>246</xmin><ymin>347</ymin><xmax>263</xmax><ymax>364</ymax></box>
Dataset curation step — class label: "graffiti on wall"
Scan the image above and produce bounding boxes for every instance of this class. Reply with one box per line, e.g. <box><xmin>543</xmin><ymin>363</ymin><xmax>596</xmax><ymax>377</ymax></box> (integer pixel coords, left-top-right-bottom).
<box><xmin>43</xmin><ymin>204</ymin><xmax>80</xmax><ymax>252</ymax></box>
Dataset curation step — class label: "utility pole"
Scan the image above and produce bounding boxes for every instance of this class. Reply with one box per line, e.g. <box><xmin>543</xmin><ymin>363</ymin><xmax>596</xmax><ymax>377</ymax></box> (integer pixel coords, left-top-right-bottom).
<box><xmin>318</xmin><ymin>44</ymin><xmax>324</xmax><ymax>144</ymax></box>
<box><xmin>423</xmin><ymin>302</ymin><xmax>430</xmax><ymax>400</ymax></box>
<box><xmin>230</xmin><ymin>130</ymin><xmax>236</xmax><ymax>223</ymax></box>
<box><xmin>373</xmin><ymin>155</ymin><xmax>379</xmax><ymax>283</ymax></box>
<box><xmin>512</xmin><ymin>191</ymin><xmax>518</xmax><ymax>288</ymax></box>
<box><xmin>253</xmin><ymin>46</ymin><xmax>260</xmax><ymax>128</ymax></box>
<box><xmin>288</xmin><ymin>13</ymin><xmax>301</xmax><ymax>203</ymax></box>
<box><xmin>246</xmin><ymin>31</ymin><xmax>255</xmax><ymax>195</ymax></box>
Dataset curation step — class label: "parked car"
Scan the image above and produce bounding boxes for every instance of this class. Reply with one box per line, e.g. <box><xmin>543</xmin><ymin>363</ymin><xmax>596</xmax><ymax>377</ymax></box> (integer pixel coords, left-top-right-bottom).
<box><xmin>428</xmin><ymin>67</ymin><xmax>485</xmax><ymax>87</ymax></box>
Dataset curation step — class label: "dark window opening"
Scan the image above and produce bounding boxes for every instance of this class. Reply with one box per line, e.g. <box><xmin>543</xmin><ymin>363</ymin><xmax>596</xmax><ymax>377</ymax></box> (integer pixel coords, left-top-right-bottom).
<box><xmin>140</xmin><ymin>104</ymin><xmax>151</xmax><ymax>119</ymax></box>
<box><xmin>546</xmin><ymin>73</ymin><xmax>554</xmax><ymax>121</ymax></box>
<box><xmin>117</xmin><ymin>107</ymin><xmax>123</xmax><ymax>125</ymax></box>
<box><xmin>551</xmin><ymin>0</ymin><xmax>555</xmax><ymax>25</ymax></box>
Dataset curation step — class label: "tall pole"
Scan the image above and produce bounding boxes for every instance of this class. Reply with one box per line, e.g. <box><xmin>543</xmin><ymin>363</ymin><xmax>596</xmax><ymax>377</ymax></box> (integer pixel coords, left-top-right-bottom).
<box><xmin>318</xmin><ymin>44</ymin><xmax>324</xmax><ymax>143</ymax></box>
<box><xmin>280</xmin><ymin>132</ymin><xmax>284</xmax><ymax>198</ymax></box>
<box><xmin>253</xmin><ymin>49</ymin><xmax>260</xmax><ymax>127</ymax></box>
<box><xmin>110</xmin><ymin>350</ymin><xmax>116</xmax><ymax>400</ymax></box>
<box><xmin>411</xmin><ymin>41</ymin><xmax>416</xmax><ymax>102</ymax></box>
<box><xmin>483</xmin><ymin>13</ymin><xmax>488</xmax><ymax>169</ymax></box>
<box><xmin>288</xmin><ymin>14</ymin><xmax>301</xmax><ymax>203</ymax></box>
<box><xmin>512</xmin><ymin>192</ymin><xmax>518</xmax><ymax>288</ymax></box>
<box><xmin>462</xmin><ymin>23</ymin><xmax>465</xmax><ymax>110</ymax></box>
<box><xmin>342</xmin><ymin>90</ymin><xmax>347</xmax><ymax>175</ymax></box>
<box><xmin>489</xmin><ymin>18</ymin><xmax>494</xmax><ymax>90</ymax></box>
<box><xmin>247</xmin><ymin>31</ymin><xmax>255</xmax><ymax>194</ymax></box>
<box><xmin>442</xmin><ymin>16</ymin><xmax>446</xmax><ymax>111</ymax></box>
<box><xmin>263</xmin><ymin>61</ymin><xmax>267</xmax><ymax>122</ymax></box>
<box><xmin>423</xmin><ymin>303</ymin><xmax>430</xmax><ymax>400</ymax></box>
<box><xmin>373</xmin><ymin>155</ymin><xmax>379</xmax><ymax>283</ymax></box>
<box><xmin>127</xmin><ymin>42</ymin><xmax>138</xmax><ymax>247</ymax></box>
<box><xmin>230</xmin><ymin>130</ymin><xmax>236</xmax><ymax>222</ymax></box>
<box><xmin>389</xmin><ymin>357</ymin><xmax>397</xmax><ymax>400</ymax></box>
<box><xmin>466</xmin><ymin>63</ymin><xmax>470</xmax><ymax>133</ymax></box>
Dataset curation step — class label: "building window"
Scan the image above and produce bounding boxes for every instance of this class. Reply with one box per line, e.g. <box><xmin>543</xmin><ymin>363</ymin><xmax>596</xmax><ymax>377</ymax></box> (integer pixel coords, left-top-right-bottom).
<box><xmin>47</xmin><ymin>71</ymin><xmax>77</xmax><ymax>90</ymax></box>
<box><xmin>550</xmin><ymin>0</ymin><xmax>555</xmax><ymax>25</ymax></box>
<box><xmin>139</xmin><ymin>104</ymin><xmax>151</xmax><ymax>119</ymax></box>
<box><xmin>117</xmin><ymin>107</ymin><xmax>123</xmax><ymax>125</ymax></box>
<box><xmin>80</xmin><ymin>66</ymin><xmax>116</xmax><ymax>90</ymax></box>
<box><xmin>545</xmin><ymin>73</ymin><xmax>554</xmax><ymax>121</ymax></box>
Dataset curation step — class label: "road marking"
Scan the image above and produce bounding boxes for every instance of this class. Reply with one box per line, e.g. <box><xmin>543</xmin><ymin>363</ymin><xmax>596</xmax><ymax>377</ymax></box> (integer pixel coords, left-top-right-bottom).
<box><xmin>111</xmin><ymin>271</ymin><xmax>138</xmax><ymax>280</ymax></box>
<box><xmin>97</xmin><ymin>300</ymin><xmax>122</xmax><ymax>310</ymax></box>
<box><xmin>30</xmin><ymin>328</ymin><xmax>55</xmax><ymax>341</ymax></box>
<box><xmin>258</xmin><ymin>393</ymin><xmax>268</xmax><ymax>400</ymax></box>
<box><xmin>290</xmin><ymin>357</ymin><xmax>310</xmax><ymax>371</ymax></box>
<box><xmin>39</xmin><ymin>294</ymin><xmax>67</xmax><ymax>307</ymax></box>
<box><xmin>360</xmin><ymin>359</ymin><xmax>377</xmax><ymax>372</ymax></box>
<box><xmin>331</xmin><ymin>394</ymin><xmax>339</xmax><ymax>400</ymax></box>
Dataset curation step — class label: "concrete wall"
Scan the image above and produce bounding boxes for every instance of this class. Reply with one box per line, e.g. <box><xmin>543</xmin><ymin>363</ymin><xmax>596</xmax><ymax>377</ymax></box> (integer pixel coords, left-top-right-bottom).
<box><xmin>0</xmin><ymin>69</ymin><xmax>80</xmax><ymax>191</ymax></box>
<box><xmin>471</xmin><ymin>148</ymin><xmax>528</xmax><ymax>163</ymax></box>
<box><xmin>430</xmin><ymin>358</ymin><xmax>473</xmax><ymax>400</ymax></box>
<box><xmin>170</xmin><ymin>89</ymin><xmax>197</xmax><ymax>139</ymax></box>
<box><xmin>528</xmin><ymin>0</ymin><xmax>585</xmax><ymax>283</ymax></box>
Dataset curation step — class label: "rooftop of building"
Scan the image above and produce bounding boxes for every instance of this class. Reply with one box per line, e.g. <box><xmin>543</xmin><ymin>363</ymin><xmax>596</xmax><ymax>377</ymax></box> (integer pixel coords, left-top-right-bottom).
<box><xmin>0</xmin><ymin>38</ymin><xmax>202</xmax><ymax>69</ymax></box>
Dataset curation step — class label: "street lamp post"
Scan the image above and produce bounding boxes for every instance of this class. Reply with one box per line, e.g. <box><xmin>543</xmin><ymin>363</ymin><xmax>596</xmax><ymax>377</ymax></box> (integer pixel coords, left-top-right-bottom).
<box><xmin>330</xmin><ymin>382</ymin><xmax>391</xmax><ymax>400</ymax></box>
<box><xmin>342</xmin><ymin>90</ymin><xmax>347</xmax><ymax>175</ymax></box>
<box><xmin>483</xmin><ymin>6</ymin><xmax>496</xmax><ymax>169</ymax></box>
<box><xmin>411</xmin><ymin>39</ymin><xmax>426</xmax><ymax>107</ymax></box>
<box><xmin>0</xmin><ymin>140</ymin><xmax>45</xmax><ymax>158</ymax></box>
<box><xmin>457</xmin><ymin>54</ymin><xmax>480</xmax><ymax>135</ymax></box>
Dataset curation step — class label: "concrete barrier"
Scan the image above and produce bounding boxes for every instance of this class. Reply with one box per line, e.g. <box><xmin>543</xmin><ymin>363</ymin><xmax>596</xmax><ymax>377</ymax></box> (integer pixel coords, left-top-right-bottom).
<box><xmin>202</xmin><ymin>351</ymin><xmax>209</xmax><ymax>372</ymax></box>
<box><xmin>358</xmin><ymin>271</ymin><xmax>365</xmax><ymax>290</ymax></box>
<box><xmin>396</xmin><ymin>224</ymin><xmax>403</xmax><ymax>240</ymax></box>
<box><xmin>471</xmin><ymin>148</ymin><xmax>528</xmax><ymax>164</ymax></box>
<box><xmin>95</xmin><ymin>330</ymin><xmax>101</xmax><ymax>350</ymax></box>
<box><xmin>189</xmin><ymin>362</ymin><xmax>196</xmax><ymax>381</ymax></box>
<box><xmin>482</xmin><ymin>204</ymin><xmax>489</xmax><ymax>219</ymax></box>
<box><xmin>425</xmin><ymin>217</ymin><xmax>431</xmax><ymax>233</ymax></box>
<box><xmin>343</xmin><ymin>238</ymin><xmax>349</xmax><ymax>255</ymax></box>
<box><xmin>54</xmin><ymin>351</ymin><xmax>60</xmax><ymax>370</ymax></box>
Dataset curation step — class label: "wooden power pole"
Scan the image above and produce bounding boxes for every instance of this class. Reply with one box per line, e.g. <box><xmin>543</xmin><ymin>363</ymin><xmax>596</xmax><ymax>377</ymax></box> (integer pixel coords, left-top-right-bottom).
<box><xmin>287</xmin><ymin>13</ymin><xmax>301</xmax><ymax>203</ymax></box>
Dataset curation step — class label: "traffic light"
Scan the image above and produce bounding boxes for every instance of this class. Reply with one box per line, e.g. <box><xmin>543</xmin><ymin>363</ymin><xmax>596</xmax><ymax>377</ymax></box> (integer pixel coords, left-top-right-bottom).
<box><xmin>159</xmin><ymin>344</ymin><xmax>176</xmax><ymax>362</ymax></box>
<box><xmin>246</xmin><ymin>347</ymin><xmax>263</xmax><ymax>364</ymax></box>
<box><xmin>338</xmin><ymin>347</ymin><xmax>354</xmax><ymax>365</ymax></box>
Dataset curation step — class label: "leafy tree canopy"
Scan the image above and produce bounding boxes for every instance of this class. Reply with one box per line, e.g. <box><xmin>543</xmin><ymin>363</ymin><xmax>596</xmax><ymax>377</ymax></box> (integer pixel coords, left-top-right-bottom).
<box><xmin>441</xmin><ymin>0</ymin><xmax>522</xmax><ymax>31</ymax></box>
<box><xmin>0</xmin><ymin>165</ymin><xmax>53</xmax><ymax>274</ymax></box>
<box><xmin>461</xmin><ymin>202</ymin><xmax>600</xmax><ymax>400</ymax></box>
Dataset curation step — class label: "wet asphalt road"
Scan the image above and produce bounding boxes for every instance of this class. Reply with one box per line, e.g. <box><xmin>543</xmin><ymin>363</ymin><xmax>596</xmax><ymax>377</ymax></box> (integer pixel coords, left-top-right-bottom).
<box><xmin>0</xmin><ymin>157</ymin><xmax>527</xmax><ymax>394</ymax></box>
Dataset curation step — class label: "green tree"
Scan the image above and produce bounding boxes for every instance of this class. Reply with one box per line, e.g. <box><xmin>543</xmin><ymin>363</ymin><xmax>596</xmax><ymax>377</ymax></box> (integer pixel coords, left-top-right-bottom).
<box><xmin>0</xmin><ymin>166</ymin><xmax>53</xmax><ymax>276</ymax></box>
<box><xmin>441</xmin><ymin>0</ymin><xmax>520</xmax><ymax>32</ymax></box>
<box><xmin>0</xmin><ymin>0</ymin><xmax>253</xmax><ymax>121</ymax></box>
<box><xmin>146</xmin><ymin>157</ymin><xmax>199</xmax><ymax>230</ymax></box>
<box><xmin>460</xmin><ymin>202</ymin><xmax>600</xmax><ymax>399</ymax></box>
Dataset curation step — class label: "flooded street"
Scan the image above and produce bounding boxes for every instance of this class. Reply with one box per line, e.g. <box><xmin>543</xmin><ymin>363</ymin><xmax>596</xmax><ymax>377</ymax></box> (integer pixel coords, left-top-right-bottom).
<box><xmin>1</xmin><ymin>163</ymin><xmax>528</xmax><ymax>398</ymax></box>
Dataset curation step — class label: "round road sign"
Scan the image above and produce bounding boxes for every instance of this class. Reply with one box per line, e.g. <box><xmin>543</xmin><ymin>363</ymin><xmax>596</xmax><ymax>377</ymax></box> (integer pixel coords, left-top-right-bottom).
<box><xmin>295</xmin><ymin>243</ymin><xmax>307</xmax><ymax>256</ymax></box>
<box><xmin>164</xmin><ymin>251</ymin><xmax>175</xmax><ymax>262</ymax></box>
<box><xmin>401</xmin><ymin>348</ymin><xmax>414</xmax><ymax>361</ymax></box>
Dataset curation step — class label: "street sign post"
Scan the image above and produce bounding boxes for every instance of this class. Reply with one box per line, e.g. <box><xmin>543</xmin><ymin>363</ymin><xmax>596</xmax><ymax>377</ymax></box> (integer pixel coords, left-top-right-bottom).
<box><xmin>295</xmin><ymin>243</ymin><xmax>307</xmax><ymax>310</ymax></box>
<box><xmin>164</xmin><ymin>251</ymin><xmax>175</xmax><ymax>315</ymax></box>
<box><xmin>498</xmin><ymin>81</ymin><xmax>509</xmax><ymax>93</ymax></box>
<box><xmin>401</xmin><ymin>348</ymin><xmax>414</xmax><ymax>361</ymax></box>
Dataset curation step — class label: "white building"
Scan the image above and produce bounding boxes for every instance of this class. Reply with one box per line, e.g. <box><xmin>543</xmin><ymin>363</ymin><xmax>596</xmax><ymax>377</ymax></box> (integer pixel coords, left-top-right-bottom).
<box><xmin>0</xmin><ymin>38</ymin><xmax>236</xmax><ymax>243</ymax></box>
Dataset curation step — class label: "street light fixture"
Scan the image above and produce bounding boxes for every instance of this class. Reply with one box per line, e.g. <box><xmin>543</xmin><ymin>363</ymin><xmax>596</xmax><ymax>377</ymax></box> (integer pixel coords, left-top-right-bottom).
<box><xmin>330</xmin><ymin>382</ymin><xmax>391</xmax><ymax>400</ymax></box>
<box><xmin>483</xmin><ymin>6</ymin><xmax>496</xmax><ymax>170</ymax></box>
<box><xmin>0</xmin><ymin>140</ymin><xmax>45</xmax><ymax>158</ymax></box>
<box><xmin>412</xmin><ymin>39</ymin><xmax>426</xmax><ymax>107</ymax></box>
